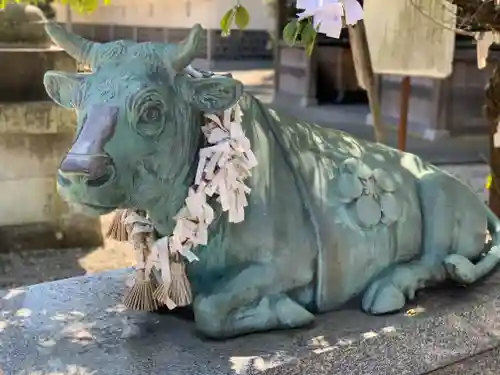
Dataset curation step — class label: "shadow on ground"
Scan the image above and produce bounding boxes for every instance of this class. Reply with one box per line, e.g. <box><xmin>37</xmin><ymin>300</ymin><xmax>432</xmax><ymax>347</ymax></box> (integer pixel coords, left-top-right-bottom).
<box><xmin>0</xmin><ymin>214</ymin><xmax>135</xmax><ymax>289</ymax></box>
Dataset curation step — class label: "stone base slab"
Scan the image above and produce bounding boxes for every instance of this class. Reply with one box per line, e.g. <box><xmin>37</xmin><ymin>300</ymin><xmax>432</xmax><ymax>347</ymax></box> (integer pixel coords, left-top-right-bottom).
<box><xmin>2</xmin><ymin>267</ymin><xmax>500</xmax><ymax>374</ymax></box>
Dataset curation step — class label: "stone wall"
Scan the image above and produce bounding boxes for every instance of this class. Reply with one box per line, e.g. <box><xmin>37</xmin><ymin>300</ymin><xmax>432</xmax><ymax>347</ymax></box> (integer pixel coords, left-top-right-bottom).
<box><xmin>209</xmin><ymin>29</ymin><xmax>271</xmax><ymax>60</ymax></box>
<box><xmin>0</xmin><ymin>49</ymin><xmax>103</xmax><ymax>252</ymax></box>
<box><xmin>0</xmin><ymin>48</ymin><xmax>71</xmax><ymax>102</ymax></box>
<box><xmin>67</xmin><ymin>23</ymin><xmax>272</xmax><ymax>61</ymax></box>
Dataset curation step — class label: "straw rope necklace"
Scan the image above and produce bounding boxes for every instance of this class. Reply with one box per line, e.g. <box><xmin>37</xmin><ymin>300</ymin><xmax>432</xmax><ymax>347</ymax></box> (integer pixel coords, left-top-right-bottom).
<box><xmin>106</xmin><ymin>71</ymin><xmax>257</xmax><ymax>310</ymax></box>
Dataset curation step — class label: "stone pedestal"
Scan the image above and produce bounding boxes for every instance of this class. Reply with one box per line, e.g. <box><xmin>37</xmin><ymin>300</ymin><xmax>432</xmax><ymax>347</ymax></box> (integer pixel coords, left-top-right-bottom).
<box><xmin>2</xmin><ymin>268</ymin><xmax>500</xmax><ymax>374</ymax></box>
<box><xmin>274</xmin><ymin>44</ymin><xmax>318</xmax><ymax>108</ymax></box>
<box><xmin>0</xmin><ymin>48</ymin><xmax>103</xmax><ymax>252</ymax></box>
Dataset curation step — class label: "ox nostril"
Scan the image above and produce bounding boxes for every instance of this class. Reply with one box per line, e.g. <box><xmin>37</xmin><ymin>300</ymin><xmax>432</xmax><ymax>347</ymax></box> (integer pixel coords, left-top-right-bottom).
<box><xmin>59</xmin><ymin>154</ymin><xmax>114</xmax><ymax>187</ymax></box>
<box><xmin>86</xmin><ymin>166</ymin><xmax>113</xmax><ymax>187</ymax></box>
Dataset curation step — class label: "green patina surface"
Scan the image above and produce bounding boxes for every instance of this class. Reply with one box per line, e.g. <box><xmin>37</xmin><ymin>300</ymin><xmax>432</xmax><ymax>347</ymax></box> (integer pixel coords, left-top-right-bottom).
<box><xmin>43</xmin><ymin>22</ymin><xmax>500</xmax><ymax>339</ymax></box>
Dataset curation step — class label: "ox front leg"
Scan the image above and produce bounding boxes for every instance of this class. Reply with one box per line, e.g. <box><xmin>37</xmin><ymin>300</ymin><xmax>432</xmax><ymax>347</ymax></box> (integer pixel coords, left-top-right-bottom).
<box><xmin>193</xmin><ymin>262</ymin><xmax>314</xmax><ymax>339</ymax></box>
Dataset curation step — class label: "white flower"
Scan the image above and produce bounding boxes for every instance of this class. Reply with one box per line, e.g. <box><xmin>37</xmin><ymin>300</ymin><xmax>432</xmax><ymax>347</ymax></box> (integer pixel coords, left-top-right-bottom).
<box><xmin>296</xmin><ymin>0</ymin><xmax>363</xmax><ymax>39</ymax></box>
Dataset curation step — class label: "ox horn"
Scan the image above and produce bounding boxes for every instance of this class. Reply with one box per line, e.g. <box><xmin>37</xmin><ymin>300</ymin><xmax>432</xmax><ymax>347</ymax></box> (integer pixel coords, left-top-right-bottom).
<box><xmin>45</xmin><ymin>21</ymin><xmax>100</xmax><ymax>66</ymax></box>
<box><xmin>171</xmin><ymin>24</ymin><xmax>204</xmax><ymax>72</ymax></box>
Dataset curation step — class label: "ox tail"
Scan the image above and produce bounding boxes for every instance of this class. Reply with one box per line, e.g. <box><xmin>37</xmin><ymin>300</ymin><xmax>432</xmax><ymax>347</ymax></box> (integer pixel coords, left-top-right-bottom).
<box><xmin>443</xmin><ymin>204</ymin><xmax>500</xmax><ymax>284</ymax></box>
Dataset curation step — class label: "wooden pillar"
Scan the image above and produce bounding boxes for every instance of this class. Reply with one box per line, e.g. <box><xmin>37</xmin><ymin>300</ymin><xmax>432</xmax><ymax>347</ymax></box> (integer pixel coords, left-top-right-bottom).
<box><xmin>397</xmin><ymin>76</ymin><xmax>411</xmax><ymax>151</ymax></box>
<box><xmin>348</xmin><ymin>22</ymin><xmax>386</xmax><ymax>143</ymax></box>
<box><xmin>485</xmin><ymin>63</ymin><xmax>500</xmax><ymax>215</ymax></box>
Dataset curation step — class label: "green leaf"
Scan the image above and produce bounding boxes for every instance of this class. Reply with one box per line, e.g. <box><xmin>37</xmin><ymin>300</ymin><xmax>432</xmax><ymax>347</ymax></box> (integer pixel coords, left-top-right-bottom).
<box><xmin>234</xmin><ymin>5</ymin><xmax>250</xmax><ymax>30</ymax></box>
<box><xmin>220</xmin><ymin>8</ymin><xmax>235</xmax><ymax>37</ymax></box>
<box><xmin>283</xmin><ymin>19</ymin><xmax>299</xmax><ymax>46</ymax></box>
<box><xmin>301</xmin><ymin>21</ymin><xmax>316</xmax><ymax>46</ymax></box>
<box><xmin>301</xmin><ymin>21</ymin><xmax>317</xmax><ymax>56</ymax></box>
<box><xmin>486</xmin><ymin>174</ymin><xmax>493</xmax><ymax>189</ymax></box>
<box><xmin>61</xmin><ymin>0</ymin><xmax>100</xmax><ymax>13</ymax></box>
<box><xmin>305</xmin><ymin>38</ymin><xmax>316</xmax><ymax>56</ymax></box>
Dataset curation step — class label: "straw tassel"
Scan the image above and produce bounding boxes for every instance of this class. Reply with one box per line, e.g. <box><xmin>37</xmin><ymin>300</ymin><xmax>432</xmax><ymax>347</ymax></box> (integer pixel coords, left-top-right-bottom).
<box><xmin>105</xmin><ymin>209</ymin><xmax>130</xmax><ymax>241</ymax></box>
<box><xmin>167</xmin><ymin>260</ymin><xmax>192</xmax><ymax>306</ymax></box>
<box><xmin>153</xmin><ymin>259</ymin><xmax>192</xmax><ymax>308</ymax></box>
<box><xmin>123</xmin><ymin>268</ymin><xmax>159</xmax><ymax>311</ymax></box>
<box><xmin>122</xmin><ymin>222</ymin><xmax>159</xmax><ymax>311</ymax></box>
<box><xmin>149</xmin><ymin>238</ymin><xmax>194</xmax><ymax>309</ymax></box>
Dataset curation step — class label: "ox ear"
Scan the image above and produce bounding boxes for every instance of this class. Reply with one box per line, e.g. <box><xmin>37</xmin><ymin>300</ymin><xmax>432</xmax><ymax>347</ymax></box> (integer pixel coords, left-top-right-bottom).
<box><xmin>44</xmin><ymin>71</ymin><xmax>83</xmax><ymax>109</ymax></box>
<box><xmin>178</xmin><ymin>76</ymin><xmax>243</xmax><ymax>114</ymax></box>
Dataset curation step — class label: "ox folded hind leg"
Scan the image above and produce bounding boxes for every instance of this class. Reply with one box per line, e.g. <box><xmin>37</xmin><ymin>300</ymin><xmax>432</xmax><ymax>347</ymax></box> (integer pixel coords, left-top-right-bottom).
<box><xmin>193</xmin><ymin>262</ymin><xmax>314</xmax><ymax>339</ymax></box>
<box><xmin>363</xmin><ymin>176</ymin><xmax>455</xmax><ymax>314</ymax></box>
<box><xmin>443</xmin><ymin>249</ymin><xmax>500</xmax><ymax>284</ymax></box>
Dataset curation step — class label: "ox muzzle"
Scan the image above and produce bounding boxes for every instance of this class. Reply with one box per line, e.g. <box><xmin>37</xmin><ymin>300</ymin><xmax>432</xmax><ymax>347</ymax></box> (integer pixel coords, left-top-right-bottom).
<box><xmin>58</xmin><ymin>105</ymin><xmax>118</xmax><ymax>187</ymax></box>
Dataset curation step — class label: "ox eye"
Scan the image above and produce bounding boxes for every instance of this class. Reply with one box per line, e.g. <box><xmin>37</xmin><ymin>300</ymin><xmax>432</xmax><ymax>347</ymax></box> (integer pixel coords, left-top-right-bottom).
<box><xmin>136</xmin><ymin>102</ymin><xmax>165</xmax><ymax>137</ymax></box>
<box><xmin>140</xmin><ymin>105</ymin><xmax>162</xmax><ymax>122</ymax></box>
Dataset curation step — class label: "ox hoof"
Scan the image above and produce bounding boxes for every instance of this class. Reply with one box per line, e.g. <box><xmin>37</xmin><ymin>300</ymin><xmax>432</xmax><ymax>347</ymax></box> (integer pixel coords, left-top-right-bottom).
<box><xmin>362</xmin><ymin>282</ymin><xmax>406</xmax><ymax>315</ymax></box>
<box><xmin>193</xmin><ymin>295</ymin><xmax>227</xmax><ymax>339</ymax></box>
<box><xmin>275</xmin><ymin>296</ymin><xmax>314</xmax><ymax>328</ymax></box>
<box><xmin>443</xmin><ymin>254</ymin><xmax>475</xmax><ymax>284</ymax></box>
